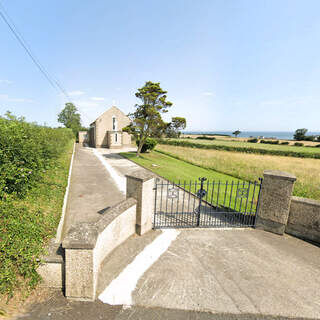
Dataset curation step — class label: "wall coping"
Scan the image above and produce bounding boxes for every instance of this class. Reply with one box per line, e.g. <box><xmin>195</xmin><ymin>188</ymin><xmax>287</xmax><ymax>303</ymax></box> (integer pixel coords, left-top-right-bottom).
<box><xmin>62</xmin><ymin>197</ymin><xmax>137</xmax><ymax>249</ymax></box>
<box><xmin>291</xmin><ymin>196</ymin><xmax>320</xmax><ymax>208</ymax></box>
<box><xmin>125</xmin><ymin>170</ymin><xmax>155</xmax><ymax>182</ymax></box>
<box><xmin>263</xmin><ymin>170</ymin><xmax>297</xmax><ymax>182</ymax></box>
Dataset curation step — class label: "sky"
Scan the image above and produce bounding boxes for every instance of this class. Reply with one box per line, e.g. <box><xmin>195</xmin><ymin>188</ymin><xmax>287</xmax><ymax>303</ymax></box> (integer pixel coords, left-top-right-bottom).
<box><xmin>0</xmin><ymin>0</ymin><xmax>320</xmax><ymax>131</ymax></box>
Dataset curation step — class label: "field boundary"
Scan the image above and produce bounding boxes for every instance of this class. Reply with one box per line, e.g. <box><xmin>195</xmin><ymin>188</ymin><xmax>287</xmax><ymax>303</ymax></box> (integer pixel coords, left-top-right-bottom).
<box><xmin>157</xmin><ymin>139</ymin><xmax>320</xmax><ymax>159</ymax></box>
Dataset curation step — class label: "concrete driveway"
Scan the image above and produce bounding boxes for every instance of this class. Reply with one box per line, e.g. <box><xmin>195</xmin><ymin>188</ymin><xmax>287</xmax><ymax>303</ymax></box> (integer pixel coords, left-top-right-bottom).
<box><xmin>97</xmin><ymin>228</ymin><xmax>320</xmax><ymax>319</ymax></box>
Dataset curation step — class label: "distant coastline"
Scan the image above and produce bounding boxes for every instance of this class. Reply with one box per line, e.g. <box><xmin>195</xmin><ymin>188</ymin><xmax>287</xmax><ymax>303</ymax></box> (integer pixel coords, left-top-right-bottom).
<box><xmin>183</xmin><ymin>131</ymin><xmax>320</xmax><ymax>141</ymax></box>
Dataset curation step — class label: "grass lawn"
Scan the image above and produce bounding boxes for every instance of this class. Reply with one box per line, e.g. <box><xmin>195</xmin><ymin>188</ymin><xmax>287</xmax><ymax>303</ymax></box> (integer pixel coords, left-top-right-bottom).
<box><xmin>160</xmin><ymin>138</ymin><xmax>320</xmax><ymax>158</ymax></box>
<box><xmin>156</xmin><ymin>144</ymin><xmax>320</xmax><ymax>201</ymax></box>
<box><xmin>121</xmin><ymin>151</ymin><xmax>260</xmax><ymax>212</ymax></box>
<box><xmin>122</xmin><ymin>150</ymin><xmax>244</xmax><ymax>183</ymax></box>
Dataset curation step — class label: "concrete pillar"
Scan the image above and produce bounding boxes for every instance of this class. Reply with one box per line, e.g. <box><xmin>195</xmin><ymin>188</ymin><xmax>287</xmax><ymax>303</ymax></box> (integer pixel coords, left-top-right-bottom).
<box><xmin>64</xmin><ymin>249</ymin><xmax>94</xmax><ymax>301</ymax></box>
<box><xmin>255</xmin><ymin>170</ymin><xmax>296</xmax><ymax>235</ymax></box>
<box><xmin>126</xmin><ymin>171</ymin><xmax>155</xmax><ymax>235</ymax></box>
<box><xmin>62</xmin><ymin>224</ymin><xmax>97</xmax><ymax>301</ymax></box>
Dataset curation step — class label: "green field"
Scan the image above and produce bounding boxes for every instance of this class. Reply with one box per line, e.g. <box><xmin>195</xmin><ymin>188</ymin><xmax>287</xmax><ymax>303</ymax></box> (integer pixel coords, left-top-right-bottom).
<box><xmin>158</xmin><ymin>138</ymin><xmax>320</xmax><ymax>158</ymax></box>
<box><xmin>122</xmin><ymin>151</ymin><xmax>260</xmax><ymax>212</ymax></box>
<box><xmin>155</xmin><ymin>144</ymin><xmax>320</xmax><ymax>201</ymax></box>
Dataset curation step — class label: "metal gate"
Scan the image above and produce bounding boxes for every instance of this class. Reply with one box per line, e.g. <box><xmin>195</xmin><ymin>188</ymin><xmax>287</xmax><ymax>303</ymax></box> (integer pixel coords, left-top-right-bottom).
<box><xmin>153</xmin><ymin>177</ymin><xmax>262</xmax><ymax>229</ymax></box>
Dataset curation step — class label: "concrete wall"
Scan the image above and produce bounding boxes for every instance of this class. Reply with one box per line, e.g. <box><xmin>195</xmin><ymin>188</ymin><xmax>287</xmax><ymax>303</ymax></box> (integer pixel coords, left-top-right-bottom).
<box><xmin>256</xmin><ymin>170</ymin><xmax>320</xmax><ymax>244</ymax></box>
<box><xmin>94</xmin><ymin>106</ymin><xmax>131</xmax><ymax>147</ymax></box>
<box><xmin>122</xmin><ymin>131</ymin><xmax>132</xmax><ymax>146</ymax></box>
<box><xmin>62</xmin><ymin>198</ymin><xmax>137</xmax><ymax>301</ymax></box>
<box><xmin>286</xmin><ymin>196</ymin><xmax>320</xmax><ymax>243</ymax></box>
<box><xmin>78</xmin><ymin>131</ymin><xmax>88</xmax><ymax>146</ymax></box>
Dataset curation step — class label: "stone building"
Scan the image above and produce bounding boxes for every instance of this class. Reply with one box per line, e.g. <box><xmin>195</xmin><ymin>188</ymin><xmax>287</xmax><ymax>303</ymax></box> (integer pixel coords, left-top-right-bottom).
<box><xmin>87</xmin><ymin>106</ymin><xmax>131</xmax><ymax>148</ymax></box>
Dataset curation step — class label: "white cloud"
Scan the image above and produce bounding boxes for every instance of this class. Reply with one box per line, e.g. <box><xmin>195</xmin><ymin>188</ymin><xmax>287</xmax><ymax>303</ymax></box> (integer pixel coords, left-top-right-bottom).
<box><xmin>202</xmin><ymin>91</ymin><xmax>215</xmax><ymax>96</ymax></box>
<box><xmin>0</xmin><ymin>79</ymin><xmax>13</xmax><ymax>85</ymax></box>
<box><xmin>91</xmin><ymin>97</ymin><xmax>105</xmax><ymax>101</ymax></box>
<box><xmin>68</xmin><ymin>90</ymin><xmax>85</xmax><ymax>96</ymax></box>
<box><xmin>0</xmin><ymin>94</ymin><xmax>33</xmax><ymax>103</ymax></box>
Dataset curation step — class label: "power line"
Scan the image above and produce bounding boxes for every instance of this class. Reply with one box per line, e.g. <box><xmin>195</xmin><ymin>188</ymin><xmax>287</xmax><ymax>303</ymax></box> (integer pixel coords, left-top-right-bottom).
<box><xmin>0</xmin><ymin>1</ymin><xmax>71</xmax><ymax>101</ymax></box>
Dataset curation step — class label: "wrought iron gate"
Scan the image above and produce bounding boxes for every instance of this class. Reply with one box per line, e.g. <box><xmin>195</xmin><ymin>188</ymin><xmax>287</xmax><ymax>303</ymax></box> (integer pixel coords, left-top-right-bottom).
<box><xmin>153</xmin><ymin>177</ymin><xmax>262</xmax><ymax>229</ymax></box>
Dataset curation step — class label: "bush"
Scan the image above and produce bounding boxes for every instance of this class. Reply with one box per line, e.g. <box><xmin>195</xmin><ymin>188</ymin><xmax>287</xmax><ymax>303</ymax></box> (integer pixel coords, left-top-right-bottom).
<box><xmin>281</xmin><ymin>141</ymin><xmax>290</xmax><ymax>145</ymax></box>
<box><xmin>247</xmin><ymin>138</ymin><xmax>258</xmax><ymax>143</ymax></box>
<box><xmin>294</xmin><ymin>142</ymin><xmax>304</xmax><ymax>147</ymax></box>
<box><xmin>136</xmin><ymin>138</ymin><xmax>158</xmax><ymax>153</ymax></box>
<box><xmin>316</xmin><ymin>144</ymin><xmax>320</xmax><ymax>148</ymax></box>
<box><xmin>260</xmin><ymin>139</ymin><xmax>279</xmax><ymax>145</ymax></box>
<box><xmin>0</xmin><ymin>116</ymin><xmax>73</xmax><ymax>199</ymax></box>
<box><xmin>195</xmin><ymin>136</ymin><xmax>216</xmax><ymax>140</ymax></box>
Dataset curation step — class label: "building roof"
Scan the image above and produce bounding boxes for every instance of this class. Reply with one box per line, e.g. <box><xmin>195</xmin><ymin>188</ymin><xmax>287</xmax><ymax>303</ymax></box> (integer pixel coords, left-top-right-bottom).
<box><xmin>90</xmin><ymin>106</ymin><xmax>129</xmax><ymax>126</ymax></box>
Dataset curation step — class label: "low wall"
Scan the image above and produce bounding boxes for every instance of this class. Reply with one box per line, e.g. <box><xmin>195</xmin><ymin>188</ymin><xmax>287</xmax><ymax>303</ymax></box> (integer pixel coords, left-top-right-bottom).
<box><xmin>286</xmin><ymin>196</ymin><xmax>320</xmax><ymax>243</ymax></box>
<box><xmin>62</xmin><ymin>198</ymin><xmax>137</xmax><ymax>301</ymax></box>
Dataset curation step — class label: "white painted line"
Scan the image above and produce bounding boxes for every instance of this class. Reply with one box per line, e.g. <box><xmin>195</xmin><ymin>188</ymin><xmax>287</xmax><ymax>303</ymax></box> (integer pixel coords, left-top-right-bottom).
<box><xmin>92</xmin><ymin>148</ymin><xmax>126</xmax><ymax>194</ymax></box>
<box><xmin>55</xmin><ymin>142</ymin><xmax>76</xmax><ymax>243</ymax></box>
<box><xmin>98</xmin><ymin>229</ymin><xmax>180</xmax><ymax>306</ymax></box>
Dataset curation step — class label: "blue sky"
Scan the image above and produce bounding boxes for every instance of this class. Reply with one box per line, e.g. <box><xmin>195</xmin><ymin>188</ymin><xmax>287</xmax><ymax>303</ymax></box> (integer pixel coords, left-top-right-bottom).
<box><xmin>0</xmin><ymin>0</ymin><xmax>320</xmax><ymax>131</ymax></box>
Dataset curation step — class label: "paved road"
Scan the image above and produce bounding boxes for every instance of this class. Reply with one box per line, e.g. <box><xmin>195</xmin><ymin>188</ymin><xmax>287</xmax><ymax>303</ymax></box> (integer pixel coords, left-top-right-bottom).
<box><xmin>17</xmin><ymin>289</ymin><xmax>314</xmax><ymax>320</ymax></box>
<box><xmin>97</xmin><ymin>229</ymin><xmax>320</xmax><ymax>319</ymax></box>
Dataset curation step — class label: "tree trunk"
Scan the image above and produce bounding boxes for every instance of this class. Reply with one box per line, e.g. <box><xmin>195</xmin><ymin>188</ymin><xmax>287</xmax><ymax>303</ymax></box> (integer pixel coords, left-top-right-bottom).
<box><xmin>136</xmin><ymin>140</ymin><xmax>144</xmax><ymax>157</ymax></box>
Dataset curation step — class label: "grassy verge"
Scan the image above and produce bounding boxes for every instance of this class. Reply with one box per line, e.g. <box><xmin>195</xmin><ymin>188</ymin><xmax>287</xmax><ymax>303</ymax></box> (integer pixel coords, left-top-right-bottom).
<box><xmin>156</xmin><ymin>144</ymin><xmax>320</xmax><ymax>200</ymax></box>
<box><xmin>0</xmin><ymin>139</ymin><xmax>74</xmax><ymax>302</ymax></box>
<box><xmin>158</xmin><ymin>138</ymin><xmax>320</xmax><ymax>159</ymax></box>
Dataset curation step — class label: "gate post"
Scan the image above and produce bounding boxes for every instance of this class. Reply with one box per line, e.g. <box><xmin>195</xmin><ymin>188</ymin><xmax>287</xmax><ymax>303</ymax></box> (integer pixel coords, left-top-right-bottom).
<box><xmin>255</xmin><ymin>170</ymin><xmax>296</xmax><ymax>235</ymax></box>
<box><xmin>126</xmin><ymin>171</ymin><xmax>155</xmax><ymax>236</ymax></box>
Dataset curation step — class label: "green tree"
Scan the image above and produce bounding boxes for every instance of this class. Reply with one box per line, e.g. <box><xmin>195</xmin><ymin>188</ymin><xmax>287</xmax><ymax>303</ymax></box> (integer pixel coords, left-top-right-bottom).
<box><xmin>293</xmin><ymin>128</ymin><xmax>308</xmax><ymax>141</ymax></box>
<box><xmin>232</xmin><ymin>130</ymin><xmax>241</xmax><ymax>138</ymax></box>
<box><xmin>123</xmin><ymin>81</ymin><xmax>172</xmax><ymax>156</ymax></box>
<box><xmin>57</xmin><ymin>103</ymin><xmax>82</xmax><ymax>136</ymax></box>
<box><xmin>166</xmin><ymin>117</ymin><xmax>187</xmax><ymax>138</ymax></box>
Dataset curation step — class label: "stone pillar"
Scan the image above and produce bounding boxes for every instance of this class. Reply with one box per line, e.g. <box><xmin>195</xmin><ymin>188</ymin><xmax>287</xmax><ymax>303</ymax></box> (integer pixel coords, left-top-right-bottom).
<box><xmin>255</xmin><ymin>170</ymin><xmax>296</xmax><ymax>235</ymax></box>
<box><xmin>62</xmin><ymin>224</ymin><xmax>97</xmax><ymax>301</ymax></box>
<box><xmin>126</xmin><ymin>171</ymin><xmax>155</xmax><ymax>235</ymax></box>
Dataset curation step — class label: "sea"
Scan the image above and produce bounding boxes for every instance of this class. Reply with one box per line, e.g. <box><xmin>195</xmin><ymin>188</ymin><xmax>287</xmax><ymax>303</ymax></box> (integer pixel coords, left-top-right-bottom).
<box><xmin>183</xmin><ymin>131</ymin><xmax>320</xmax><ymax>141</ymax></box>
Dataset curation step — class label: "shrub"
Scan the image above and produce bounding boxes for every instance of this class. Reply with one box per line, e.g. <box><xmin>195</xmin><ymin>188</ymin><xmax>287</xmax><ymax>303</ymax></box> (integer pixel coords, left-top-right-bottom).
<box><xmin>247</xmin><ymin>138</ymin><xmax>258</xmax><ymax>143</ymax></box>
<box><xmin>260</xmin><ymin>139</ymin><xmax>279</xmax><ymax>145</ymax></box>
<box><xmin>294</xmin><ymin>142</ymin><xmax>304</xmax><ymax>147</ymax></box>
<box><xmin>195</xmin><ymin>136</ymin><xmax>216</xmax><ymax>140</ymax></box>
<box><xmin>316</xmin><ymin>144</ymin><xmax>320</xmax><ymax>148</ymax></box>
<box><xmin>281</xmin><ymin>141</ymin><xmax>289</xmax><ymax>145</ymax></box>
<box><xmin>0</xmin><ymin>116</ymin><xmax>73</xmax><ymax>199</ymax></box>
<box><xmin>136</xmin><ymin>138</ymin><xmax>157</xmax><ymax>153</ymax></box>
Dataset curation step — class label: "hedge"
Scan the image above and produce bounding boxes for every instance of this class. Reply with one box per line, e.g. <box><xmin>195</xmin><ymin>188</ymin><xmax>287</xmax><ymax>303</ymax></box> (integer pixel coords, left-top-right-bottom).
<box><xmin>0</xmin><ymin>116</ymin><xmax>73</xmax><ymax>199</ymax></box>
<box><xmin>0</xmin><ymin>115</ymin><xmax>74</xmax><ymax>298</ymax></box>
<box><xmin>156</xmin><ymin>139</ymin><xmax>320</xmax><ymax>159</ymax></box>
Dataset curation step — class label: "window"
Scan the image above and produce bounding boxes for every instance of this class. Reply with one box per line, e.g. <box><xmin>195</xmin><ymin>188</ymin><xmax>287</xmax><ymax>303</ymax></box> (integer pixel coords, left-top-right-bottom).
<box><xmin>115</xmin><ymin>133</ymin><xmax>117</xmax><ymax>142</ymax></box>
<box><xmin>112</xmin><ymin>117</ymin><xmax>116</xmax><ymax>130</ymax></box>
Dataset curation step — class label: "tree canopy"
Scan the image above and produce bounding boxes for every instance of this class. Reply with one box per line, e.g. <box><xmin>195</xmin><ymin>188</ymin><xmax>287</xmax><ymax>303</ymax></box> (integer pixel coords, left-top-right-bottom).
<box><xmin>293</xmin><ymin>128</ymin><xmax>308</xmax><ymax>141</ymax></box>
<box><xmin>57</xmin><ymin>103</ymin><xmax>82</xmax><ymax>136</ymax></box>
<box><xmin>123</xmin><ymin>81</ymin><xmax>172</xmax><ymax>156</ymax></box>
<box><xmin>232</xmin><ymin>130</ymin><xmax>241</xmax><ymax>138</ymax></box>
<box><xmin>165</xmin><ymin>117</ymin><xmax>187</xmax><ymax>138</ymax></box>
